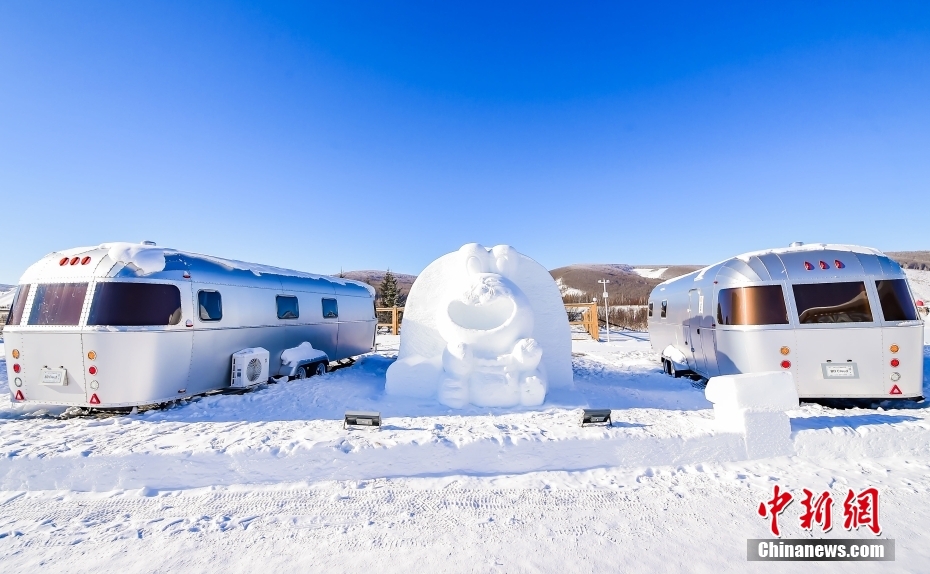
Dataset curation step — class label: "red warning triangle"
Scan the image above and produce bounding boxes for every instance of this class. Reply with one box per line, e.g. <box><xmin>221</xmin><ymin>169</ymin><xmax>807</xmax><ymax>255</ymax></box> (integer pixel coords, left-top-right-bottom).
<box><xmin>89</xmin><ymin>393</ymin><xmax>100</xmax><ymax>404</ymax></box>
<box><xmin>889</xmin><ymin>385</ymin><xmax>902</xmax><ymax>395</ymax></box>
<box><xmin>14</xmin><ymin>390</ymin><xmax>24</xmax><ymax>401</ymax></box>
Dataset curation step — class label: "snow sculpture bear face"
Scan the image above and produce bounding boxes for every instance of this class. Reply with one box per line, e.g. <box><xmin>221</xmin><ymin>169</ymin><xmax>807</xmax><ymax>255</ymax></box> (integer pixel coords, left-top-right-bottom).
<box><xmin>439</xmin><ymin>273</ymin><xmax>533</xmax><ymax>354</ymax></box>
<box><xmin>385</xmin><ymin>243</ymin><xmax>567</xmax><ymax>409</ymax></box>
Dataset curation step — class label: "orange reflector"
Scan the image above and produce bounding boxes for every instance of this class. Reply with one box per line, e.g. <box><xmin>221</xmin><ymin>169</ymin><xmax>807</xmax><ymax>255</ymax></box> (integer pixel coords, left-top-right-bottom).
<box><xmin>11</xmin><ymin>349</ymin><xmax>20</xmax><ymax>359</ymax></box>
<box><xmin>890</xmin><ymin>344</ymin><xmax>899</xmax><ymax>353</ymax></box>
<box><xmin>890</xmin><ymin>385</ymin><xmax>902</xmax><ymax>395</ymax></box>
<box><xmin>780</xmin><ymin>346</ymin><xmax>790</xmax><ymax>356</ymax></box>
<box><xmin>87</xmin><ymin>351</ymin><xmax>97</xmax><ymax>360</ymax></box>
<box><xmin>14</xmin><ymin>390</ymin><xmax>24</xmax><ymax>401</ymax></box>
<box><xmin>89</xmin><ymin>393</ymin><xmax>100</xmax><ymax>405</ymax></box>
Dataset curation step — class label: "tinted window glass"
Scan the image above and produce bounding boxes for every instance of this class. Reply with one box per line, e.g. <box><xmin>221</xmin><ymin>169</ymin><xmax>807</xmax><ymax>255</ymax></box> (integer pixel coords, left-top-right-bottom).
<box><xmin>7</xmin><ymin>284</ymin><xmax>31</xmax><ymax>326</ymax></box>
<box><xmin>322</xmin><ymin>298</ymin><xmax>338</xmax><ymax>318</ymax></box>
<box><xmin>875</xmin><ymin>279</ymin><xmax>918</xmax><ymax>321</ymax></box>
<box><xmin>716</xmin><ymin>285</ymin><xmax>789</xmax><ymax>326</ymax></box>
<box><xmin>198</xmin><ymin>290</ymin><xmax>222</xmax><ymax>321</ymax></box>
<box><xmin>277</xmin><ymin>295</ymin><xmax>299</xmax><ymax>319</ymax></box>
<box><xmin>28</xmin><ymin>283</ymin><xmax>88</xmax><ymax>326</ymax></box>
<box><xmin>648</xmin><ymin>302</ymin><xmax>653</xmax><ymax>317</ymax></box>
<box><xmin>660</xmin><ymin>300</ymin><xmax>667</xmax><ymax>318</ymax></box>
<box><xmin>88</xmin><ymin>283</ymin><xmax>182</xmax><ymax>326</ymax></box>
<box><xmin>793</xmin><ymin>282</ymin><xmax>873</xmax><ymax>324</ymax></box>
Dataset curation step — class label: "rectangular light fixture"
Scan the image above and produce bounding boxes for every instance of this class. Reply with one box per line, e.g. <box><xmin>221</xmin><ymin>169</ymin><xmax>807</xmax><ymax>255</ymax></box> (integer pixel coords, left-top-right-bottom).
<box><xmin>581</xmin><ymin>408</ymin><xmax>613</xmax><ymax>427</ymax></box>
<box><xmin>344</xmin><ymin>410</ymin><xmax>381</xmax><ymax>429</ymax></box>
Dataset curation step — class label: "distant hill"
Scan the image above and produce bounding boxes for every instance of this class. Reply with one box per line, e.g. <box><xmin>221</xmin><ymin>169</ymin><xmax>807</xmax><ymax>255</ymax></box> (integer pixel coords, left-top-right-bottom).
<box><xmin>339</xmin><ymin>270</ymin><xmax>417</xmax><ymax>304</ymax></box>
<box><xmin>887</xmin><ymin>251</ymin><xmax>930</xmax><ymax>271</ymax></box>
<box><xmin>549</xmin><ymin>264</ymin><xmax>703</xmax><ymax>303</ymax></box>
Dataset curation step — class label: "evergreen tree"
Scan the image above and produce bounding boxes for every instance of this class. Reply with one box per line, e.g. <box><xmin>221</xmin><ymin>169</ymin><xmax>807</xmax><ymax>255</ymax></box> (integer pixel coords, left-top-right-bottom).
<box><xmin>379</xmin><ymin>269</ymin><xmax>399</xmax><ymax>307</ymax></box>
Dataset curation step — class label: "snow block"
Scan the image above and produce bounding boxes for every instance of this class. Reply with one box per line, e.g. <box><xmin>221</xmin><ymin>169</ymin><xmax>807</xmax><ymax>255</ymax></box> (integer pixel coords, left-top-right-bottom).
<box><xmin>386</xmin><ymin>243</ymin><xmax>572</xmax><ymax>408</ymax></box>
<box><xmin>705</xmin><ymin>371</ymin><xmax>799</xmax><ymax>459</ymax></box>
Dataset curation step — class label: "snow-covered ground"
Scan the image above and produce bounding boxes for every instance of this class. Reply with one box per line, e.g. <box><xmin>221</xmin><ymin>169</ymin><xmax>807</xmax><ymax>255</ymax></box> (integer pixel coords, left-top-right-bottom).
<box><xmin>1</xmin><ymin>333</ymin><xmax>929</xmax><ymax>572</ymax></box>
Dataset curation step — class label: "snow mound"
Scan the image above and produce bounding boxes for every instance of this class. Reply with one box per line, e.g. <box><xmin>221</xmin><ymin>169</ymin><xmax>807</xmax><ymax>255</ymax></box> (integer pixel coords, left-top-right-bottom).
<box><xmin>280</xmin><ymin>342</ymin><xmax>326</xmax><ymax>366</ymax></box>
<box><xmin>386</xmin><ymin>244</ymin><xmax>572</xmax><ymax>408</ymax></box>
<box><xmin>103</xmin><ymin>242</ymin><xmax>166</xmax><ymax>275</ymax></box>
<box><xmin>705</xmin><ymin>371</ymin><xmax>798</xmax><ymax>459</ymax></box>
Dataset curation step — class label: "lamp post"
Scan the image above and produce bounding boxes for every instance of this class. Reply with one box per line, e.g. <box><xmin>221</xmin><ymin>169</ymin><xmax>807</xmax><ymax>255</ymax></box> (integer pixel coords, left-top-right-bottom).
<box><xmin>597</xmin><ymin>279</ymin><xmax>610</xmax><ymax>342</ymax></box>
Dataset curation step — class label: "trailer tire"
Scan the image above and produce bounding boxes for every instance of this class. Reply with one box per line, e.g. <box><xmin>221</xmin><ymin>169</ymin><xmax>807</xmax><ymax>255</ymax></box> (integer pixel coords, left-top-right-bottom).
<box><xmin>669</xmin><ymin>362</ymin><xmax>680</xmax><ymax>378</ymax></box>
<box><xmin>295</xmin><ymin>367</ymin><xmax>308</xmax><ymax>380</ymax></box>
<box><xmin>312</xmin><ymin>362</ymin><xmax>327</xmax><ymax>377</ymax></box>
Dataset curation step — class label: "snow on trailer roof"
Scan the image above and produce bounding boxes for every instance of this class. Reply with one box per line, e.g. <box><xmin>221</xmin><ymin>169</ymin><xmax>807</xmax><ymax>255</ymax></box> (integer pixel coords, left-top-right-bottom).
<box><xmin>19</xmin><ymin>242</ymin><xmax>376</xmax><ymax>296</ymax></box>
<box><xmin>656</xmin><ymin>243</ymin><xmax>903</xmax><ymax>287</ymax></box>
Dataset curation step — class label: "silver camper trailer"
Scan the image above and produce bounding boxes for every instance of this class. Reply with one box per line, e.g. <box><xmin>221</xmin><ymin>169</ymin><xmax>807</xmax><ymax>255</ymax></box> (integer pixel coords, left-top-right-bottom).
<box><xmin>5</xmin><ymin>242</ymin><xmax>377</xmax><ymax>408</ymax></box>
<box><xmin>648</xmin><ymin>244</ymin><xmax>924</xmax><ymax>400</ymax></box>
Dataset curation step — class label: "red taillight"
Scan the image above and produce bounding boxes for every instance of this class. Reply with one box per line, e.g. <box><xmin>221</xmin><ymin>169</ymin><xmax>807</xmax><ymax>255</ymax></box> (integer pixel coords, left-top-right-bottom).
<box><xmin>81</xmin><ymin>256</ymin><xmax>91</xmax><ymax>265</ymax></box>
<box><xmin>819</xmin><ymin>260</ymin><xmax>828</xmax><ymax>270</ymax></box>
<box><xmin>13</xmin><ymin>363</ymin><xmax>21</xmax><ymax>373</ymax></box>
<box><xmin>89</xmin><ymin>393</ymin><xmax>100</xmax><ymax>405</ymax></box>
<box><xmin>804</xmin><ymin>262</ymin><xmax>813</xmax><ymax>270</ymax></box>
<box><xmin>834</xmin><ymin>259</ymin><xmax>844</xmax><ymax>268</ymax></box>
<box><xmin>14</xmin><ymin>390</ymin><xmax>24</xmax><ymax>401</ymax></box>
<box><xmin>69</xmin><ymin>257</ymin><xmax>79</xmax><ymax>265</ymax></box>
<box><xmin>780</xmin><ymin>360</ymin><xmax>791</xmax><ymax>369</ymax></box>
<box><xmin>88</xmin><ymin>366</ymin><xmax>97</xmax><ymax>375</ymax></box>
<box><xmin>59</xmin><ymin>257</ymin><xmax>69</xmax><ymax>266</ymax></box>
<box><xmin>891</xmin><ymin>358</ymin><xmax>900</xmax><ymax>367</ymax></box>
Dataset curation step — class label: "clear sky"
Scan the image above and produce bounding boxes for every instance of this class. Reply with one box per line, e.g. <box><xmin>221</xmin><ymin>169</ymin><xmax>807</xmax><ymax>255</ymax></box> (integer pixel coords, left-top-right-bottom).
<box><xmin>1</xmin><ymin>1</ymin><xmax>929</xmax><ymax>283</ymax></box>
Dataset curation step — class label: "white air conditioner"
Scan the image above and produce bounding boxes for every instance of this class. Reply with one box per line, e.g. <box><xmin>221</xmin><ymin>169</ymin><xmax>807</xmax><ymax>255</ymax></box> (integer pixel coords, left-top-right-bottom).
<box><xmin>231</xmin><ymin>347</ymin><xmax>270</xmax><ymax>389</ymax></box>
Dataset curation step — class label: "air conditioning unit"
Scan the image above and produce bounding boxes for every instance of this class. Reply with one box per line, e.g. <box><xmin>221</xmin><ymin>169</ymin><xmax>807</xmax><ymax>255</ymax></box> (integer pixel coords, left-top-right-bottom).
<box><xmin>231</xmin><ymin>347</ymin><xmax>270</xmax><ymax>389</ymax></box>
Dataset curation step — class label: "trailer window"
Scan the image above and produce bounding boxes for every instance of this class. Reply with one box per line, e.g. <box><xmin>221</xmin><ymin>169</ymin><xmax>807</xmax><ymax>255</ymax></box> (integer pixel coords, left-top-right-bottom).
<box><xmin>198</xmin><ymin>290</ymin><xmax>223</xmax><ymax>321</ymax></box>
<box><xmin>716</xmin><ymin>285</ymin><xmax>789</xmax><ymax>326</ymax></box>
<box><xmin>875</xmin><ymin>279</ymin><xmax>918</xmax><ymax>321</ymax></box>
<box><xmin>660</xmin><ymin>300</ymin><xmax>667</xmax><ymax>318</ymax></box>
<box><xmin>88</xmin><ymin>283</ymin><xmax>182</xmax><ymax>326</ymax></box>
<box><xmin>322</xmin><ymin>298</ymin><xmax>338</xmax><ymax>318</ymax></box>
<box><xmin>276</xmin><ymin>295</ymin><xmax>299</xmax><ymax>319</ymax></box>
<box><xmin>6</xmin><ymin>284</ymin><xmax>31</xmax><ymax>326</ymax></box>
<box><xmin>648</xmin><ymin>302</ymin><xmax>653</xmax><ymax>317</ymax></box>
<box><xmin>27</xmin><ymin>283</ymin><xmax>88</xmax><ymax>326</ymax></box>
<box><xmin>793</xmin><ymin>282</ymin><xmax>873</xmax><ymax>324</ymax></box>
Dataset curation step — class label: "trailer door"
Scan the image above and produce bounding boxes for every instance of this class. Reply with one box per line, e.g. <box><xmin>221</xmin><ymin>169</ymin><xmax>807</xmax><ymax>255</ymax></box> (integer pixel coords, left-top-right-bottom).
<box><xmin>687</xmin><ymin>289</ymin><xmax>706</xmax><ymax>374</ymax></box>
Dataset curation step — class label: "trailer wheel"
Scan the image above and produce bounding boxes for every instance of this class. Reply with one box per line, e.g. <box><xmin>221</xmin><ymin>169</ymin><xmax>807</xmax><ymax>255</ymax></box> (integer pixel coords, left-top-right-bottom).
<box><xmin>312</xmin><ymin>362</ymin><xmax>327</xmax><ymax>377</ymax></box>
<box><xmin>295</xmin><ymin>367</ymin><xmax>308</xmax><ymax>380</ymax></box>
<box><xmin>669</xmin><ymin>362</ymin><xmax>680</xmax><ymax>378</ymax></box>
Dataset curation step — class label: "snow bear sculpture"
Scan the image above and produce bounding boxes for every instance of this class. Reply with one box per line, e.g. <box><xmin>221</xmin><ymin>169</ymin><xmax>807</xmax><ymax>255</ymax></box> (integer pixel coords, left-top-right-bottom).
<box><xmin>385</xmin><ymin>243</ymin><xmax>572</xmax><ymax>408</ymax></box>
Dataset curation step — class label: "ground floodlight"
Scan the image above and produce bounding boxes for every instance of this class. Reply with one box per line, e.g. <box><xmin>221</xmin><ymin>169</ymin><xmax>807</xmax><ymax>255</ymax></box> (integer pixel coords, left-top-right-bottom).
<box><xmin>344</xmin><ymin>410</ymin><xmax>381</xmax><ymax>429</ymax></box>
<box><xmin>581</xmin><ymin>409</ymin><xmax>612</xmax><ymax>427</ymax></box>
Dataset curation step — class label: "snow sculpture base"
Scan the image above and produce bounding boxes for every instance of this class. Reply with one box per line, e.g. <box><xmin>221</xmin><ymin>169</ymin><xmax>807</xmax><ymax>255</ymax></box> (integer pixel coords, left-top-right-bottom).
<box><xmin>386</xmin><ymin>244</ymin><xmax>572</xmax><ymax>409</ymax></box>
<box><xmin>705</xmin><ymin>371</ymin><xmax>799</xmax><ymax>459</ymax></box>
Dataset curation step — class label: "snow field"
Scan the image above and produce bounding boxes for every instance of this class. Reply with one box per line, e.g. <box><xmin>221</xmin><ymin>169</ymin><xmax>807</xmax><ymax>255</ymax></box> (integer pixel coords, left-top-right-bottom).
<box><xmin>0</xmin><ymin>333</ymin><xmax>929</xmax><ymax>572</ymax></box>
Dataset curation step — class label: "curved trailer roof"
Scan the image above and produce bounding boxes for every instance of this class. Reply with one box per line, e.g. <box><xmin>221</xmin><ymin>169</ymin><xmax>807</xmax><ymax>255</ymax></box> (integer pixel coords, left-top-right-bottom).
<box><xmin>18</xmin><ymin>242</ymin><xmax>375</xmax><ymax>298</ymax></box>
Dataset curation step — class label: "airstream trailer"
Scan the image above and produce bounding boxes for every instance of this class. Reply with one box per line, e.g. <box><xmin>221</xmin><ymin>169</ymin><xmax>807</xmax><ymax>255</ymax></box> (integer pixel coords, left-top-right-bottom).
<box><xmin>648</xmin><ymin>244</ymin><xmax>924</xmax><ymax>400</ymax></box>
<box><xmin>4</xmin><ymin>242</ymin><xmax>377</xmax><ymax>408</ymax></box>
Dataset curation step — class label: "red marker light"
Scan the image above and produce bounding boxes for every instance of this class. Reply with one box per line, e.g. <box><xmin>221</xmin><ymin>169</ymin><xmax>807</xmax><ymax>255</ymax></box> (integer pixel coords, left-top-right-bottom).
<box><xmin>804</xmin><ymin>261</ymin><xmax>813</xmax><ymax>271</ymax></box>
<box><xmin>59</xmin><ymin>257</ymin><xmax>69</xmax><ymax>266</ymax></box>
<box><xmin>918</xmin><ymin>300</ymin><xmax>925</xmax><ymax>307</ymax></box>
<box><xmin>780</xmin><ymin>360</ymin><xmax>791</xmax><ymax>369</ymax></box>
<box><xmin>88</xmin><ymin>366</ymin><xmax>97</xmax><ymax>375</ymax></box>
<box><xmin>69</xmin><ymin>257</ymin><xmax>79</xmax><ymax>265</ymax></box>
<box><xmin>13</xmin><ymin>363</ymin><xmax>20</xmax><ymax>373</ymax></box>
<box><xmin>834</xmin><ymin>259</ymin><xmax>844</xmax><ymax>269</ymax></box>
<box><xmin>891</xmin><ymin>359</ymin><xmax>900</xmax><ymax>367</ymax></box>
<box><xmin>81</xmin><ymin>256</ymin><xmax>91</xmax><ymax>265</ymax></box>
<box><xmin>89</xmin><ymin>393</ymin><xmax>100</xmax><ymax>405</ymax></box>
<box><xmin>819</xmin><ymin>261</ymin><xmax>828</xmax><ymax>270</ymax></box>
<box><xmin>14</xmin><ymin>390</ymin><xmax>25</xmax><ymax>401</ymax></box>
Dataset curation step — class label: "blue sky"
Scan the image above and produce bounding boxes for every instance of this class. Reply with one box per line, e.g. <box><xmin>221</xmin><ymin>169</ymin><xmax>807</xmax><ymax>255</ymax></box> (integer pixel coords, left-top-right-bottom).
<box><xmin>1</xmin><ymin>1</ymin><xmax>929</xmax><ymax>283</ymax></box>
